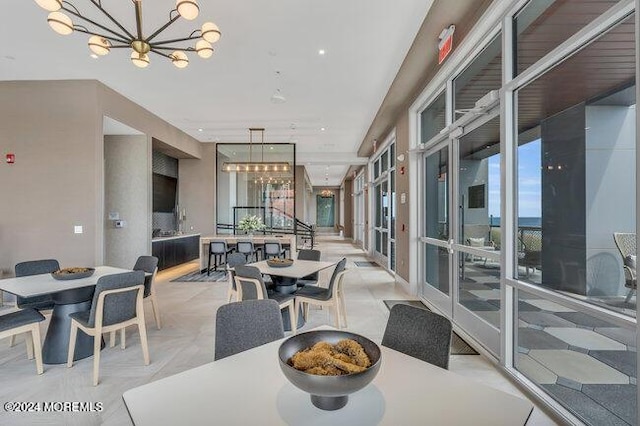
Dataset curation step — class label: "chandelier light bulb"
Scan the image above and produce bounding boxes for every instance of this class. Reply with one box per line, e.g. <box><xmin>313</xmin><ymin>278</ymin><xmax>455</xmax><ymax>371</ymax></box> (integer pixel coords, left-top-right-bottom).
<box><xmin>130</xmin><ymin>51</ymin><xmax>150</xmax><ymax>68</ymax></box>
<box><xmin>35</xmin><ymin>0</ymin><xmax>62</xmax><ymax>12</ymax></box>
<box><xmin>176</xmin><ymin>0</ymin><xmax>199</xmax><ymax>20</ymax></box>
<box><xmin>201</xmin><ymin>22</ymin><xmax>221</xmax><ymax>43</ymax></box>
<box><xmin>47</xmin><ymin>11</ymin><xmax>73</xmax><ymax>35</ymax></box>
<box><xmin>195</xmin><ymin>40</ymin><xmax>213</xmax><ymax>58</ymax></box>
<box><xmin>88</xmin><ymin>35</ymin><xmax>111</xmax><ymax>56</ymax></box>
<box><xmin>171</xmin><ymin>51</ymin><xmax>189</xmax><ymax>68</ymax></box>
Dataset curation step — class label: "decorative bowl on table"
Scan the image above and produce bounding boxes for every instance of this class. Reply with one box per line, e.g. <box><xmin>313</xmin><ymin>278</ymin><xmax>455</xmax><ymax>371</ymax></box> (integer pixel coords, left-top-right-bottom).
<box><xmin>267</xmin><ymin>258</ymin><xmax>294</xmax><ymax>268</ymax></box>
<box><xmin>278</xmin><ymin>330</ymin><xmax>382</xmax><ymax>411</ymax></box>
<box><xmin>51</xmin><ymin>267</ymin><xmax>95</xmax><ymax>281</ymax></box>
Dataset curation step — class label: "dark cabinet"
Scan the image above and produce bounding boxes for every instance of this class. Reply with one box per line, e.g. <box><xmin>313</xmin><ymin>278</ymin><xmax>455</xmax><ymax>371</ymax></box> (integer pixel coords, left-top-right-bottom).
<box><xmin>152</xmin><ymin>234</ymin><xmax>200</xmax><ymax>271</ymax></box>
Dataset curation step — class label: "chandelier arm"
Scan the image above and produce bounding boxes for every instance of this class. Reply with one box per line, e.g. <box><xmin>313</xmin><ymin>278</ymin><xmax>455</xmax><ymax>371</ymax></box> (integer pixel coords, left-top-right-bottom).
<box><xmin>62</xmin><ymin>6</ymin><xmax>130</xmax><ymax>42</ymax></box>
<box><xmin>151</xmin><ymin>35</ymin><xmax>201</xmax><ymax>46</ymax></box>
<box><xmin>151</xmin><ymin>46</ymin><xmax>196</xmax><ymax>52</ymax></box>
<box><xmin>84</xmin><ymin>0</ymin><xmax>136</xmax><ymax>40</ymax></box>
<box><xmin>73</xmin><ymin>27</ymin><xmax>129</xmax><ymax>45</ymax></box>
<box><xmin>146</xmin><ymin>14</ymin><xmax>181</xmax><ymax>43</ymax></box>
<box><xmin>149</xmin><ymin>49</ymin><xmax>173</xmax><ymax>60</ymax></box>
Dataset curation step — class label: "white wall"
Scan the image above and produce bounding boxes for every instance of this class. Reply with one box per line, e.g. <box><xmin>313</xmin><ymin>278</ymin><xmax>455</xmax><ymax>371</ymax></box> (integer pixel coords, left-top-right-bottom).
<box><xmin>104</xmin><ymin>135</ymin><xmax>150</xmax><ymax>268</ymax></box>
<box><xmin>585</xmin><ymin>105</ymin><xmax>636</xmax><ymax>296</ymax></box>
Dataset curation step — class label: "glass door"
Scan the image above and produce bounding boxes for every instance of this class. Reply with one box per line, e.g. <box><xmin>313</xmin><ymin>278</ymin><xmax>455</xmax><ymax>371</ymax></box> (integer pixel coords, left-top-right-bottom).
<box><xmin>421</xmin><ymin>142</ymin><xmax>453</xmax><ymax>316</ymax></box>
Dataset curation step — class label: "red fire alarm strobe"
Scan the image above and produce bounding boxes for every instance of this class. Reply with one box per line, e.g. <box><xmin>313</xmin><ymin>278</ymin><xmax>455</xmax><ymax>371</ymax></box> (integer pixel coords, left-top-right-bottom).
<box><xmin>438</xmin><ymin>25</ymin><xmax>455</xmax><ymax>65</ymax></box>
<box><xmin>6</xmin><ymin>153</ymin><xmax>15</xmax><ymax>164</ymax></box>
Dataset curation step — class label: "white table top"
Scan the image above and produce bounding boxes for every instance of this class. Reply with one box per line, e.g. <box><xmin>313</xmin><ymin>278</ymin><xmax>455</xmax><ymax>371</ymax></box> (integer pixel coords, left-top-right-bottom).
<box><xmin>123</xmin><ymin>327</ymin><xmax>533</xmax><ymax>426</ymax></box>
<box><xmin>249</xmin><ymin>259</ymin><xmax>336</xmax><ymax>279</ymax></box>
<box><xmin>0</xmin><ymin>266</ymin><xmax>133</xmax><ymax>298</ymax></box>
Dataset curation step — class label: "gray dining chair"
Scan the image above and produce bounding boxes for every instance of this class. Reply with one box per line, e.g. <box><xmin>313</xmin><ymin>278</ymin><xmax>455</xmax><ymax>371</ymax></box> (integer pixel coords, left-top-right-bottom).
<box><xmin>0</xmin><ymin>308</ymin><xmax>45</xmax><ymax>374</ymax></box>
<box><xmin>381</xmin><ymin>303</ymin><xmax>452</xmax><ymax>369</ymax></box>
<box><xmin>67</xmin><ymin>271</ymin><xmax>150</xmax><ymax>386</ymax></box>
<box><xmin>295</xmin><ymin>249</ymin><xmax>322</xmax><ymax>287</ymax></box>
<box><xmin>226</xmin><ymin>252</ymin><xmax>247</xmax><ymax>303</ymax></box>
<box><xmin>234</xmin><ymin>265</ymin><xmax>296</xmax><ymax>332</ymax></box>
<box><xmin>214</xmin><ymin>299</ymin><xmax>284</xmax><ymax>361</ymax></box>
<box><xmin>134</xmin><ymin>256</ymin><xmax>161</xmax><ymax>329</ymax></box>
<box><xmin>14</xmin><ymin>259</ymin><xmax>59</xmax><ymax>310</ymax></box>
<box><xmin>294</xmin><ymin>258</ymin><xmax>348</xmax><ymax>328</ymax></box>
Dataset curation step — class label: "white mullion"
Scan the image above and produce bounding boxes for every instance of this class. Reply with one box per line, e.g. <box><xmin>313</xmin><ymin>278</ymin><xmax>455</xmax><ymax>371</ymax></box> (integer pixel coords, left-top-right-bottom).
<box><xmin>450</xmin><ymin>137</ymin><xmax>459</xmax><ymax>309</ymax></box>
<box><xmin>636</xmin><ymin>0</ymin><xmax>639</xmax><ymax>420</ymax></box>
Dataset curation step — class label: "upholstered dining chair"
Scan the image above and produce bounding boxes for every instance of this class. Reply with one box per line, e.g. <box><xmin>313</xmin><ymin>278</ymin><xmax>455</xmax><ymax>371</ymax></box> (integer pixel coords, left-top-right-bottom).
<box><xmin>67</xmin><ymin>271</ymin><xmax>150</xmax><ymax>386</ymax></box>
<box><xmin>295</xmin><ymin>249</ymin><xmax>322</xmax><ymax>287</ymax></box>
<box><xmin>225</xmin><ymin>253</ymin><xmax>247</xmax><ymax>303</ymax></box>
<box><xmin>208</xmin><ymin>240</ymin><xmax>235</xmax><ymax>275</ymax></box>
<box><xmin>9</xmin><ymin>259</ymin><xmax>59</xmax><ymax>347</ymax></box>
<box><xmin>134</xmin><ymin>256</ymin><xmax>161</xmax><ymax>329</ymax></box>
<box><xmin>381</xmin><ymin>303</ymin><xmax>452</xmax><ymax>369</ymax></box>
<box><xmin>614</xmin><ymin>232</ymin><xmax>637</xmax><ymax>303</ymax></box>
<box><xmin>236</xmin><ymin>240</ymin><xmax>262</xmax><ymax>262</ymax></box>
<box><xmin>234</xmin><ymin>265</ymin><xmax>296</xmax><ymax>332</ymax></box>
<box><xmin>264</xmin><ymin>240</ymin><xmax>287</xmax><ymax>259</ymax></box>
<box><xmin>0</xmin><ymin>309</ymin><xmax>45</xmax><ymax>374</ymax></box>
<box><xmin>214</xmin><ymin>299</ymin><xmax>284</xmax><ymax>360</ymax></box>
<box><xmin>294</xmin><ymin>258</ymin><xmax>348</xmax><ymax>328</ymax></box>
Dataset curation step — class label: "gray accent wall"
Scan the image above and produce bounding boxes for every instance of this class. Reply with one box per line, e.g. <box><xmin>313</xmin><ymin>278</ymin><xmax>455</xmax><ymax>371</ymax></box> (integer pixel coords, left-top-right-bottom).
<box><xmin>104</xmin><ymin>135</ymin><xmax>150</xmax><ymax>269</ymax></box>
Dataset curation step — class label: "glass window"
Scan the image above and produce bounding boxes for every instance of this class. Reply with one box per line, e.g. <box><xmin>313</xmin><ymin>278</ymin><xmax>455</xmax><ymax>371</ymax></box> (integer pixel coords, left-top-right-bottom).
<box><xmin>515</xmin><ymin>14</ymin><xmax>636</xmax><ymax>317</ymax></box>
<box><xmin>514</xmin><ymin>0</ymin><xmax>621</xmax><ymax>76</ymax></box>
<box><xmin>453</xmin><ymin>35</ymin><xmax>502</xmax><ymax>114</ymax></box>
<box><xmin>420</xmin><ymin>92</ymin><xmax>446</xmax><ymax>143</ymax></box>
<box><xmin>381</xmin><ymin>150</ymin><xmax>389</xmax><ymax>173</ymax></box>
<box><xmin>374</xmin><ymin>159</ymin><xmax>380</xmax><ymax>179</ymax></box>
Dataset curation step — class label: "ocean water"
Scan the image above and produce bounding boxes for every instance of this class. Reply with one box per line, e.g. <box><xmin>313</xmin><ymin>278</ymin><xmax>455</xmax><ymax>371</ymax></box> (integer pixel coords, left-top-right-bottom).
<box><xmin>489</xmin><ymin>217</ymin><xmax>541</xmax><ymax>227</ymax></box>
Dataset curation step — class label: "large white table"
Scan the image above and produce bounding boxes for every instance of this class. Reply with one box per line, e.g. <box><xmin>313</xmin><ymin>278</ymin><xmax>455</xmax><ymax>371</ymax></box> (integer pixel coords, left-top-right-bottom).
<box><xmin>123</xmin><ymin>327</ymin><xmax>533</xmax><ymax>425</ymax></box>
<box><xmin>250</xmin><ymin>259</ymin><xmax>336</xmax><ymax>289</ymax></box>
<box><xmin>0</xmin><ymin>266</ymin><xmax>133</xmax><ymax>364</ymax></box>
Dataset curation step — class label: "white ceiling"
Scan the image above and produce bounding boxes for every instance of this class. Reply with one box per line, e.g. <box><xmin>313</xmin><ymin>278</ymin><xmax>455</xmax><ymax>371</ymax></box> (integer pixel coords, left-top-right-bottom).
<box><xmin>1</xmin><ymin>0</ymin><xmax>432</xmax><ymax>185</ymax></box>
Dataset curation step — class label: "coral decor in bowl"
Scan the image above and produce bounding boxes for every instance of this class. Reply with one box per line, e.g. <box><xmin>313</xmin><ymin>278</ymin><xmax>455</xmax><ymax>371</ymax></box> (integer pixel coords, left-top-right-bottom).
<box><xmin>278</xmin><ymin>330</ymin><xmax>382</xmax><ymax>410</ymax></box>
<box><xmin>51</xmin><ymin>267</ymin><xmax>95</xmax><ymax>281</ymax></box>
<box><xmin>266</xmin><ymin>258</ymin><xmax>294</xmax><ymax>268</ymax></box>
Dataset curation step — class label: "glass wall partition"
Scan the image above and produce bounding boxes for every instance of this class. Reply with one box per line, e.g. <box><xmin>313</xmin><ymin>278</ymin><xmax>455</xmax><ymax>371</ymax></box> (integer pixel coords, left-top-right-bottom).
<box><xmin>216</xmin><ymin>143</ymin><xmax>295</xmax><ymax>234</ymax></box>
<box><xmin>372</xmin><ymin>141</ymin><xmax>396</xmax><ymax>271</ymax></box>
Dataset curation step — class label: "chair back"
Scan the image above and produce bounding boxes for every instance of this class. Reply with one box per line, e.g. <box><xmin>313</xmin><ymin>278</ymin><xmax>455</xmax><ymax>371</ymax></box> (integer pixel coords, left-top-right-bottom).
<box><xmin>226</xmin><ymin>253</ymin><xmax>247</xmax><ymax>291</ymax></box>
<box><xmin>382</xmin><ymin>303</ymin><xmax>452</xmax><ymax>369</ymax></box>
<box><xmin>297</xmin><ymin>249</ymin><xmax>321</xmax><ymax>281</ymax></box>
<box><xmin>15</xmin><ymin>259</ymin><xmax>60</xmax><ymax>277</ymax></box>
<box><xmin>264</xmin><ymin>240</ymin><xmax>282</xmax><ymax>257</ymax></box>
<box><xmin>326</xmin><ymin>258</ymin><xmax>347</xmax><ymax>294</ymax></box>
<box><xmin>236</xmin><ymin>240</ymin><xmax>254</xmax><ymax>255</ymax></box>
<box><xmin>133</xmin><ymin>256</ymin><xmax>159</xmax><ymax>298</ymax></box>
<box><xmin>214</xmin><ymin>299</ymin><xmax>284</xmax><ymax>360</ymax></box>
<box><xmin>614</xmin><ymin>233</ymin><xmax>636</xmax><ymax>258</ymax></box>
<box><xmin>88</xmin><ymin>271</ymin><xmax>145</xmax><ymax>328</ymax></box>
<box><xmin>210</xmin><ymin>240</ymin><xmax>228</xmax><ymax>255</ymax></box>
<box><xmin>234</xmin><ymin>265</ymin><xmax>268</xmax><ymax>300</ymax></box>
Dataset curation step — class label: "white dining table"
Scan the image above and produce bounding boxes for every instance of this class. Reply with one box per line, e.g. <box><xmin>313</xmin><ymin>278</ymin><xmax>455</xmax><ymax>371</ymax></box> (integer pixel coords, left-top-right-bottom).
<box><xmin>0</xmin><ymin>266</ymin><xmax>137</xmax><ymax>364</ymax></box>
<box><xmin>123</xmin><ymin>326</ymin><xmax>533</xmax><ymax>425</ymax></box>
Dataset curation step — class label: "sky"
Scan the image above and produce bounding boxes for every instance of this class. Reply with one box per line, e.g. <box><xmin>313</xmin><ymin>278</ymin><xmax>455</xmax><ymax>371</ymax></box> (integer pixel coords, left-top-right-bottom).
<box><xmin>487</xmin><ymin>139</ymin><xmax>541</xmax><ymax>218</ymax></box>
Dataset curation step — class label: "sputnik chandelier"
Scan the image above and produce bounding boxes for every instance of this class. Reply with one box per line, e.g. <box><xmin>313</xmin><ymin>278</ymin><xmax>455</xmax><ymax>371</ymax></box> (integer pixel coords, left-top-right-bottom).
<box><xmin>33</xmin><ymin>0</ymin><xmax>221</xmax><ymax>69</ymax></box>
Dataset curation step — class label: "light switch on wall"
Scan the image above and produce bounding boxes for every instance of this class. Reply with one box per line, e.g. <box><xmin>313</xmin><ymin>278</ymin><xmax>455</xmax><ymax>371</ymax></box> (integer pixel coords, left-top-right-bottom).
<box><xmin>74</xmin><ymin>225</ymin><xmax>83</xmax><ymax>234</ymax></box>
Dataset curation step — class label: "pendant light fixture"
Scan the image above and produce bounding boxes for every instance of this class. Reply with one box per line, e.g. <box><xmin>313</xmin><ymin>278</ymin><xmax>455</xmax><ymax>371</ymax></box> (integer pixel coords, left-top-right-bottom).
<box><xmin>222</xmin><ymin>128</ymin><xmax>291</xmax><ymax>174</ymax></box>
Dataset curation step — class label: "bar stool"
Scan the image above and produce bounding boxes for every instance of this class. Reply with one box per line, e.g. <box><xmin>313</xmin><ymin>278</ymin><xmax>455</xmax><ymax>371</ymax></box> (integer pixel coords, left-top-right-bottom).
<box><xmin>236</xmin><ymin>240</ymin><xmax>262</xmax><ymax>262</ymax></box>
<box><xmin>208</xmin><ymin>240</ymin><xmax>235</xmax><ymax>275</ymax></box>
<box><xmin>264</xmin><ymin>240</ymin><xmax>287</xmax><ymax>259</ymax></box>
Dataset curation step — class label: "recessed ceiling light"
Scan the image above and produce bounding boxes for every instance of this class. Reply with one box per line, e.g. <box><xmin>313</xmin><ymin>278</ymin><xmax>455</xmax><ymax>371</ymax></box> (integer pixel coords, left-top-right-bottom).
<box><xmin>198</xmin><ymin>128</ymin><xmax>203</xmax><ymax>132</ymax></box>
<box><xmin>320</xmin><ymin>127</ymin><xmax>326</xmax><ymax>131</ymax></box>
<box><xmin>90</xmin><ymin>53</ymin><xmax>98</xmax><ymax>59</ymax></box>
<box><xmin>318</xmin><ymin>49</ymin><xmax>326</xmax><ymax>55</ymax></box>
<box><xmin>270</xmin><ymin>146</ymin><xmax>274</xmax><ymax>150</ymax></box>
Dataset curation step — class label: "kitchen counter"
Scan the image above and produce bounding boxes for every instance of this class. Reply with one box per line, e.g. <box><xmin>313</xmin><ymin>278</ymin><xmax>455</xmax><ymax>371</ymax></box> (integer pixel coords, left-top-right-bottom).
<box><xmin>152</xmin><ymin>233</ymin><xmax>201</xmax><ymax>242</ymax></box>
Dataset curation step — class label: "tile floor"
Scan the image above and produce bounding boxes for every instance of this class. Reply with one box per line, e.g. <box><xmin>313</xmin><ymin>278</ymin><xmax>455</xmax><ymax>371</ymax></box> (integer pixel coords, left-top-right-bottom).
<box><xmin>0</xmin><ymin>236</ymin><xmax>560</xmax><ymax>425</ymax></box>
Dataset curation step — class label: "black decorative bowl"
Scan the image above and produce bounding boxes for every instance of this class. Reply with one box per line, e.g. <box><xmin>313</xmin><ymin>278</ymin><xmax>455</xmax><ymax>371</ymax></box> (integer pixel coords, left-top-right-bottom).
<box><xmin>51</xmin><ymin>268</ymin><xmax>95</xmax><ymax>281</ymax></box>
<box><xmin>278</xmin><ymin>330</ymin><xmax>382</xmax><ymax>410</ymax></box>
<box><xmin>267</xmin><ymin>259</ymin><xmax>294</xmax><ymax>268</ymax></box>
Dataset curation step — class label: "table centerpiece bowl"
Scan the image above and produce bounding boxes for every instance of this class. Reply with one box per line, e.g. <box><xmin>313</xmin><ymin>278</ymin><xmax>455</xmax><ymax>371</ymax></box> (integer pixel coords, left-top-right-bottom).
<box><xmin>278</xmin><ymin>329</ymin><xmax>381</xmax><ymax>410</ymax></box>
<box><xmin>51</xmin><ymin>267</ymin><xmax>95</xmax><ymax>280</ymax></box>
<box><xmin>267</xmin><ymin>258</ymin><xmax>294</xmax><ymax>268</ymax></box>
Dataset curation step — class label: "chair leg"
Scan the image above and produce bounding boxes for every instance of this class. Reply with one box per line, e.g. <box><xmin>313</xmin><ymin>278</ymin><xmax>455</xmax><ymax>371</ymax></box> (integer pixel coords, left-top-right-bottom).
<box><xmin>207</xmin><ymin>253</ymin><xmax>212</xmax><ymax>276</ymax></box>
<box><xmin>92</xmin><ymin>334</ymin><xmax>102</xmax><ymax>386</ymax></box>
<box><xmin>138</xmin><ymin>319</ymin><xmax>150</xmax><ymax>366</ymax></box>
<box><xmin>332</xmin><ymin>301</ymin><xmax>341</xmax><ymax>328</ymax></box>
<box><xmin>120</xmin><ymin>328</ymin><xmax>126</xmax><ymax>350</ymax></box>
<box><xmin>31</xmin><ymin>325</ymin><xmax>43</xmax><ymax>375</ymax></box>
<box><xmin>150</xmin><ymin>292</ymin><xmax>162</xmax><ymax>329</ymax></box>
<box><xmin>339</xmin><ymin>294</ymin><xmax>348</xmax><ymax>328</ymax></box>
<box><xmin>9</xmin><ymin>334</ymin><xmax>16</xmax><ymax>347</ymax></box>
<box><xmin>288</xmin><ymin>303</ymin><xmax>297</xmax><ymax>334</ymax></box>
<box><xmin>25</xmin><ymin>330</ymin><xmax>34</xmax><ymax>360</ymax></box>
<box><xmin>109</xmin><ymin>331</ymin><xmax>116</xmax><ymax>348</ymax></box>
<box><xmin>67</xmin><ymin>323</ymin><xmax>78</xmax><ymax>368</ymax></box>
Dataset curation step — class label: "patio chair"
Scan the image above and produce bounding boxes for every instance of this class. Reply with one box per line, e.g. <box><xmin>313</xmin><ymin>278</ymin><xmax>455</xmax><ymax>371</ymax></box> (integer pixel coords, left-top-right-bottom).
<box><xmin>613</xmin><ymin>232</ymin><xmax>637</xmax><ymax>303</ymax></box>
